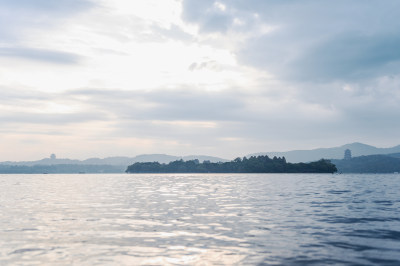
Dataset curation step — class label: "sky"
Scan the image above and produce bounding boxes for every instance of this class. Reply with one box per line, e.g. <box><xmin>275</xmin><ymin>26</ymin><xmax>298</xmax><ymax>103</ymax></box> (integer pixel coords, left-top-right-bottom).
<box><xmin>1</xmin><ymin>0</ymin><xmax>400</xmax><ymax>161</ymax></box>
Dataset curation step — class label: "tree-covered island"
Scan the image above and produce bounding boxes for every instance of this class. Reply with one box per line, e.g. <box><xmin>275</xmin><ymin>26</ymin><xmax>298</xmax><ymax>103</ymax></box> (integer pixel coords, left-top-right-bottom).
<box><xmin>126</xmin><ymin>155</ymin><xmax>337</xmax><ymax>173</ymax></box>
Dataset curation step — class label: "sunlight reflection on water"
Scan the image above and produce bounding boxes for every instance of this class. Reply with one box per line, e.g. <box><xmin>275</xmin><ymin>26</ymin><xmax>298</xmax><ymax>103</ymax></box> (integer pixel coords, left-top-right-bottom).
<box><xmin>1</xmin><ymin>173</ymin><xmax>400</xmax><ymax>265</ymax></box>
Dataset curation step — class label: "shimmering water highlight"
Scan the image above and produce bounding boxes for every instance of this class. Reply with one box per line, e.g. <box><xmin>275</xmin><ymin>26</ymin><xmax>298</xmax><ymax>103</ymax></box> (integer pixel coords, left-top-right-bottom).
<box><xmin>1</xmin><ymin>173</ymin><xmax>400</xmax><ymax>265</ymax></box>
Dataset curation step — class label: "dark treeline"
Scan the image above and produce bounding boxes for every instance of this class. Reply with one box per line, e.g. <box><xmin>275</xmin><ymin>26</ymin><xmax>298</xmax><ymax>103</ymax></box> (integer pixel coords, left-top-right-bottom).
<box><xmin>332</xmin><ymin>155</ymin><xmax>400</xmax><ymax>173</ymax></box>
<box><xmin>0</xmin><ymin>164</ymin><xmax>125</xmax><ymax>174</ymax></box>
<box><xmin>126</xmin><ymin>155</ymin><xmax>337</xmax><ymax>173</ymax></box>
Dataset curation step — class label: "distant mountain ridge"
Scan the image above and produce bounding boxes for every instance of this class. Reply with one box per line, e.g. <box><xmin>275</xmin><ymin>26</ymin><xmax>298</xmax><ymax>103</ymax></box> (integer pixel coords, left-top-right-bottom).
<box><xmin>0</xmin><ymin>154</ymin><xmax>228</xmax><ymax>166</ymax></box>
<box><xmin>2</xmin><ymin>142</ymin><xmax>400</xmax><ymax>167</ymax></box>
<box><xmin>248</xmin><ymin>142</ymin><xmax>400</xmax><ymax>163</ymax></box>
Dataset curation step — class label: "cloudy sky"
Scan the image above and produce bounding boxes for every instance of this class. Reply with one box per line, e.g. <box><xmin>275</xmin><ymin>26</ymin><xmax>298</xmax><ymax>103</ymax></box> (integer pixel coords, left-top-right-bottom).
<box><xmin>1</xmin><ymin>0</ymin><xmax>400</xmax><ymax>161</ymax></box>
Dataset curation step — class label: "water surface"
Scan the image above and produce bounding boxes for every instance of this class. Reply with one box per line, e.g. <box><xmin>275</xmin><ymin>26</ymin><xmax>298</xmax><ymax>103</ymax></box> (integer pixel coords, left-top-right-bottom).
<box><xmin>1</xmin><ymin>173</ymin><xmax>400</xmax><ymax>265</ymax></box>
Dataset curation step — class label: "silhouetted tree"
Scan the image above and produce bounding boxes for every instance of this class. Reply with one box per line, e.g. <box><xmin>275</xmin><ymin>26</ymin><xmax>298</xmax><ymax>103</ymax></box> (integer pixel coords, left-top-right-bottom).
<box><xmin>126</xmin><ymin>156</ymin><xmax>337</xmax><ymax>174</ymax></box>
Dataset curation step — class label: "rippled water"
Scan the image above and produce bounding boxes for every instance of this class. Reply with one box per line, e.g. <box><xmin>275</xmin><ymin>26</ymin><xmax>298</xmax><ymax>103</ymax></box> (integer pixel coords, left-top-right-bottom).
<box><xmin>1</xmin><ymin>173</ymin><xmax>400</xmax><ymax>265</ymax></box>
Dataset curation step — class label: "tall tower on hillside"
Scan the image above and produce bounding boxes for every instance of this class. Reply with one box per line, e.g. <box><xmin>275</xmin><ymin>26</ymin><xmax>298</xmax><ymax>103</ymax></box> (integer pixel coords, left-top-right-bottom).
<box><xmin>50</xmin><ymin>154</ymin><xmax>56</xmax><ymax>160</ymax></box>
<box><xmin>344</xmin><ymin>149</ymin><xmax>352</xmax><ymax>160</ymax></box>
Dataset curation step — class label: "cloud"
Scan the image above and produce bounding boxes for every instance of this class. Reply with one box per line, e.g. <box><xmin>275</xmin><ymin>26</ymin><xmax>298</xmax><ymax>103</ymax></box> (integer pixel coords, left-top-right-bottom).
<box><xmin>188</xmin><ymin>60</ymin><xmax>222</xmax><ymax>71</ymax></box>
<box><xmin>181</xmin><ymin>0</ymin><xmax>256</xmax><ymax>33</ymax></box>
<box><xmin>0</xmin><ymin>0</ymin><xmax>94</xmax><ymax>14</ymax></box>
<box><xmin>151</xmin><ymin>24</ymin><xmax>194</xmax><ymax>42</ymax></box>
<box><xmin>63</xmin><ymin>87</ymin><xmax>338</xmax><ymax>141</ymax></box>
<box><xmin>2</xmin><ymin>82</ymin><xmax>400</xmax><ymax>159</ymax></box>
<box><xmin>0</xmin><ymin>87</ymin><xmax>106</xmax><ymax>126</ymax></box>
<box><xmin>181</xmin><ymin>0</ymin><xmax>400</xmax><ymax>82</ymax></box>
<box><xmin>0</xmin><ymin>112</ymin><xmax>104</xmax><ymax>125</ymax></box>
<box><xmin>0</xmin><ymin>0</ymin><xmax>95</xmax><ymax>41</ymax></box>
<box><xmin>2</xmin><ymin>1</ymin><xmax>400</xmax><ymax>160</ymax></box>
<box><xmin>0</xmin><ymin>0</ymin><xmax>91</xmax><ymax>65</ymax></box>
<box><xmin>64</xmin><ymin>83</ymin><xmax>400</xmax><ymax>130</ymax></box>
<box><xmin>66</xmin><ymin>87</ymin><xmax>247</xmax><ymax>122</ymax></box>
<box><xmin>240</xmin><ymin>32</ymin><xmax>400</xmax><ymax>82</ymax></box>
<box><xmin>0</xmin><ymin>46</ymin><xmax>82</xmax><ymax>64</ymax></box>
<box><xmin>1</xmin><ymin>0</ymin><xmax>92</xmax><ymax>10</ymax></box>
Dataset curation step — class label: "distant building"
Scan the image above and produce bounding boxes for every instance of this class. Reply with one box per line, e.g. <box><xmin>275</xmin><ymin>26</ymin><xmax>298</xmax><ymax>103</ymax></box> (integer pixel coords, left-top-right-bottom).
<box><xmin>344</xmin><ymin>149</ymin><xmax>352</xmax><ymax>160</ymax></box>
<box><xmin>50</xmin><ymin>154</ymin><xmax>56</xmax><ymax>160</ymax></box>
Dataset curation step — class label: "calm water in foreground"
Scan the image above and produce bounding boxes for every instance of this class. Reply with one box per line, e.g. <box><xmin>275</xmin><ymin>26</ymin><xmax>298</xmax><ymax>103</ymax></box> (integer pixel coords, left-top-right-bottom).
<box><xmin>1</xmin><ymin>173</ymin><xmax>400</xmax><ymax>265</ymax></box>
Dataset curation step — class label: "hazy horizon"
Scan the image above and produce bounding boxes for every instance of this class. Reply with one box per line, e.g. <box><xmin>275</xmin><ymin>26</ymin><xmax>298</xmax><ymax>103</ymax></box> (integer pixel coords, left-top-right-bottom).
<box><xmin>2</xmin><ymin>1</ymin><xmax>400</xmax><ymax>161</ymax></box>
<box><xmin>2</xmin><ymin>141</ymin><xmax>400</xmax><ymax>163</ymax></box>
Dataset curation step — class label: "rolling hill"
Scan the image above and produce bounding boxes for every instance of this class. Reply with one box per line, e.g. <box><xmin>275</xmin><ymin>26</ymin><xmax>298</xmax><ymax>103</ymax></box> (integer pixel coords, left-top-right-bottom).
<box><xmin>248</xmin><ymin>142</ymin><xmax>400</xmax><ymax>163</ymax></box>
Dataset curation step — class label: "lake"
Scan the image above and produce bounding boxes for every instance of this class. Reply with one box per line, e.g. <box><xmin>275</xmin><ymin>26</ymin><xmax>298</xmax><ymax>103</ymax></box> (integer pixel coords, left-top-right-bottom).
<box><xmin>1</xmin><ymin>173</ymin><xmax>400</xmax><ymax>265</ymax></box>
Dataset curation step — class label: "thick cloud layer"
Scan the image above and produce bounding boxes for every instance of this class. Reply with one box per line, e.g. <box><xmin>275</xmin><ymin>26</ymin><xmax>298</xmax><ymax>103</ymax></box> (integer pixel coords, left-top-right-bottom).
<box><xmin>181</xmin><ymin>0</ymin><xmax>400</xmax><ymax>82</ymax></box>
<box><xmin>3</xmin><ymin>84</ymin><xmax>399</xmax><ymax>159</ymax></box>
<box><xmin>0</xmin><ymin>47</ymin><xmax>82</xmax><ymax>64</ymax></box>
<box><xmin>0</xmin><ymin>0</ymin><xmax>94</xmax><ymax>38</ymax></box>
<box><xmin>1</xmin><ymin>0</ymin><xmax>399</xmax><ymax>160</ymax></box>
<box><xmin>0</xmin><ymin>0</ymin><xmax>93</xmax><ymax>64</ymax></box>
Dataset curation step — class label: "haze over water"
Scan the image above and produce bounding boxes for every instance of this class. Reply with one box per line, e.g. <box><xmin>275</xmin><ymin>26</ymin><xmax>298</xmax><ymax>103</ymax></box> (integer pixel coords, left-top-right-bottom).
<box><xmin>1</xmin><ymin>173</ymin><xmax>400</xmax><ymax>265</ymax></box>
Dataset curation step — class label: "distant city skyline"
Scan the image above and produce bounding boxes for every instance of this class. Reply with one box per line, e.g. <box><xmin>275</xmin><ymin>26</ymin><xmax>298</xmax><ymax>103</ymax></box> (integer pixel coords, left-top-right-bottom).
<box><xmin>1</xmin><ymin>1</ymin><xmax>400</xmax><ymax>161</ymax></box>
